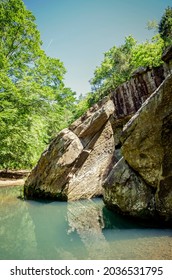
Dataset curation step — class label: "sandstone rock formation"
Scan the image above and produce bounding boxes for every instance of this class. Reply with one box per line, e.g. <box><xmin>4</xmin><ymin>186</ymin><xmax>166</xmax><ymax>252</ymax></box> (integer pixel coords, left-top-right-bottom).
<box><xmin>24</xmin><ymin>46</ymin><xmax>172</xmax><ymax>225</ymax></box>
<box><xmin>111</xmin><ymin>65</ymin><xmax>165</xmax><ymax>120</ymax></box>
<box><xmin>24</xmin><ymin>98</ymin><xmax>115</xmax><ymax>200</ymax></box>
<box><xmin>103</xmin><ymin>74</ymin><xmax>172</xmax><ymax>223</ymax></box>
<box><xmin>109</xmin><ymin>64</ymin><xmax>166</xmax><ymax>162</ymax></box>
<box><xmin>103</xmin><ymin>46</ymin><xmax>172</xmax><ymax>224</ymax></box>
<box><xmin>103</xmin><ymin>157</ymin><xmax>155</xmax><ymax>218</ymax></box>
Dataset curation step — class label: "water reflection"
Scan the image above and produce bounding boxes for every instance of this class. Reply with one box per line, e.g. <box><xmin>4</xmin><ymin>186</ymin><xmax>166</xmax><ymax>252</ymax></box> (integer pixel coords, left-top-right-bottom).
<box><xmin>27</xmin><ymin>200</ymin><xmax>84</xmax><ymax>259</ymax></box>
<box><xmin>0</xmin><ymin>186</ymin><xmax>172</xmax><ymax>260</ymax></box>
<box><xmin>67</xmin><ymin>200</ymin><xmax>110</xmax><ymax>259</ymax></box>
<box><xmin>0</xmin><ymin>186</ymin><xmax>37</xmax><ymax>259</ymax></box>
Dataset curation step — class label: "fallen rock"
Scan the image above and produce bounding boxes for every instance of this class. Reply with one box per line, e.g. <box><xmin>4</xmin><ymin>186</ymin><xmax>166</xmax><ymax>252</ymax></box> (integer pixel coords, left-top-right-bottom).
<box><xmin>24</xmin><ymin>99</ymin><xmax>115</xmax><ymax>200</ymax></box>
<box><xmin>64</xmin><ymin>120</ymin><xmax>114</xmax><ymax>200</ymax></box>
<box><xmin>24</xmin><ymin>128</ymin><xmax>84</xmax><ymax>200</ymax></box>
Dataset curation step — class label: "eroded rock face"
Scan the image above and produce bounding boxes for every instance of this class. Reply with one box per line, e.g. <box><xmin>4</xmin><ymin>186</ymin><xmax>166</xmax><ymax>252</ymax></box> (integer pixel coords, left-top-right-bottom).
<box><xmin>24</xmin><ymin>128</ymin><xmax>84</xmax><ymax>200</ymax></box>
<box><xmin>104</xmin><ymin>74</ymin><xmax>172</xmax><ymax>223</ymax></box>
<box><xmin>64</xmin><ymin>121</ymin><xmax>114</xmax><ymax>200</ymax></box>
<box><xmin>109</xmin><ymin>64</ymin><xmax>167</xmax><ymax>164</ymax></box>
<box><xmin>70</xmin><ymin>98</ymin><xmax>114</xmax><ymax>139</ymax></box>
<box><xmin>103</xmin><ymin>157</ymin><xmax>155</xmax><ymax>219</ymax></box>
<box><xmin>111</xmin><ymin>65</ymin><xmax>165</xmax><ymax>119</ymax></box>
<box><xmin>24</xmin><ymin>98</ymin><xmax>115</xmax><ymax>200</ymax></box>
<box><xmin>121</xmin><ymin>74</ymin><xmax>172</xmax><ymax>189</ymax></box>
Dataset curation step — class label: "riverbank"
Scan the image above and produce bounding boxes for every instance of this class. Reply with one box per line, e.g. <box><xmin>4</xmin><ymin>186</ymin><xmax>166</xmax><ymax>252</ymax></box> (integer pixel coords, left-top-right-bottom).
<box><xmin>0</xmin><ymin>178</ymin><xmax>25</xmax><ymax>188</ymax></box>
<box><xmin>0</xmin><ymin>170</ymin><xmax>29</xmax><ymax>188</ymax></box>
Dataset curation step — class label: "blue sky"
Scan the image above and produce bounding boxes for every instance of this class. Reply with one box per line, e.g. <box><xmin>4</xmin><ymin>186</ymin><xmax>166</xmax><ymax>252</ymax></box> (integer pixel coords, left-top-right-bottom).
<box><xmin>23</xmin><ymin>0</ymin><xmax>171</xmax><ymax>96</ymax></box>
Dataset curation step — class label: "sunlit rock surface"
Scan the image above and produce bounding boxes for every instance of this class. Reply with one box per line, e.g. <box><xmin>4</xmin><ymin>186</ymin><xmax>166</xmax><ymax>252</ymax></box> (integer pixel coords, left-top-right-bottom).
<box><xmin>24</xmin><ymin>64</ymin><xmax>167</xmax><ymax>201</ymax></box>
<box><xmin>121</xmin><ymin>74</ymin><xmax>172</xmax><ymax>188</ymax></box>
<box><xmin>104</xmin><ymin>74</ymin><xmax>172</xmax><ymax>223</ymax></box>
<box><xmin>24</xmin><ymin>98</ymin><xmax>115</xmax><ymax>200</ymax></box>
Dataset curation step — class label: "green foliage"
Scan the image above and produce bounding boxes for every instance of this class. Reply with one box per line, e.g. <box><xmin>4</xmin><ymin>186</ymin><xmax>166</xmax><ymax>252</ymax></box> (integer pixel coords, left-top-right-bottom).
<box><xmin>73</xmin><ymin>94</ymin><xmax>90</xmax><ymax>119</ymax></box>
<box><xmin>87</xmin><ymin>6</ymin><xmax>172</xmax><ymax>106</ymax></box>
<box><xmin>159</xmin><ymin>6</ymin><xmax>172</xmax><ymax>46</ymax></box>
<box><xmin>130</xmin><ymin>35</ymin><xmax>164</xmax><ymax>69</ymax></box>
<box><xmin>0</xmin><ymin>0</ymin><xmax>42</xmax><ymax>78</ymax></box>
<box><xmin>146</xmin><ymin>20</ymin><xmax>158</xmax><ymax>32</ymax></box>
<box><xmin>1</xmin><ymin>1</ymin><xmax>170</xmax><ymax>169</ymax></box>
<box><xmin>89</xmin><ymin>36</ymin><xmax>137</xmax><ymax>105</ymax></box>
<box><xmin>0</xmin><ymin>0</ymin><xmax>76</xmax><ymax>169</ymax></box>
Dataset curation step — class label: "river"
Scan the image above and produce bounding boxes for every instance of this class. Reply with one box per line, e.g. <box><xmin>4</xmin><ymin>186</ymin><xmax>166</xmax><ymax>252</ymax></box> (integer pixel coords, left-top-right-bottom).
<box><xmin>0</xmin><ymin>186</ymin><xmax>172</xmax><ymax>260</ymax></box>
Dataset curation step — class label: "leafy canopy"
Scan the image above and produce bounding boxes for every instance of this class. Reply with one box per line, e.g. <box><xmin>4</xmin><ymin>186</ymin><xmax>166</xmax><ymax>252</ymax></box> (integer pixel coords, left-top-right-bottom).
<box><xmin>85</xmin><ymin>7</ymin><xmax>172</xmax><ymax>107</ymax></box>
<box><xmin>0</xmin><ymin>0</ymin><xmax>76</xmax><ymax>169</ymax></box>
<box><xmin>88</xmin><ymin>33</ymin><xmax>164</xmax><ymax>106</ymax></box>
<box><xmin>89</xmin><ymin>36</ymin><xmax>137</xmax><ymax>105</ymax></box>
<box><xmin>159</xmin><ymin>6</ymin><xmax>172</xmax><ymax>46</ymax></box>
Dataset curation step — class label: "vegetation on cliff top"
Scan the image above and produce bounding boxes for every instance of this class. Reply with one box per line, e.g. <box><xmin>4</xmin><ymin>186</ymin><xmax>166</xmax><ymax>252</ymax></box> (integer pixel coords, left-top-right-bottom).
<box><xmin>77</xmin><ymin>6</ymin><xmax>172</xmax><ymax>107</ymax></box>
<box><xmin>159</xmin><ymin>6</ymin><xmax>172</xmax><ymax>46</ymax></box>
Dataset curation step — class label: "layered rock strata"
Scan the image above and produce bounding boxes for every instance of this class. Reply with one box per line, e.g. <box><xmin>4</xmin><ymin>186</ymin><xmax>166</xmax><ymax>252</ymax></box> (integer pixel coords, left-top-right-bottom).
<box><xmin>111</xmin><ymin>65</ymin><xmax>165</xmax><ymax>119</ymax></box>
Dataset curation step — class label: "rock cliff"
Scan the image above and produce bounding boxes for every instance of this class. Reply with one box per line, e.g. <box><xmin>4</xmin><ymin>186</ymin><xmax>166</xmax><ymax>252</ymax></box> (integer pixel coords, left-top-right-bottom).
<box><xmin>104</xmin><ymin>74</ymin><xmax>172</xmax><ymax>223</ymax></box>
<box><xmin>103</xmin><ymin>48</ymin><xmax>172</xmax><ymax>224</ymax></box>
<box><xmin>24</xmin><ymin>46</ymin><xmax>172</xmax><ymax>223</ymax></box>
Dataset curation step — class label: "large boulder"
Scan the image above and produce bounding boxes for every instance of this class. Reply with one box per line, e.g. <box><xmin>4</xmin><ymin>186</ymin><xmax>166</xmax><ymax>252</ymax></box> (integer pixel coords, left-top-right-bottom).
<box><xmin>24</xmin><ymin>98</ymin><xmax>115</xmax><ymax>200</ymax></box>
<box><xmin>64</xmin><ymin>120</ymin><xmax>114</xmax><ymax>200</ymax></box>
<box><xmin>104</xmin><ymin>74</ymin><xmax>172</xmax><ymax>223</ymax></box>
<box><xmin>24</xmin><ymin>128</ymin><xmax>84</xmax><ymax>200</ymax></box>
<box><xmin>109</xmin><ymin>64</ymin><xmax>166</xmax><ymax>164</ymax></box>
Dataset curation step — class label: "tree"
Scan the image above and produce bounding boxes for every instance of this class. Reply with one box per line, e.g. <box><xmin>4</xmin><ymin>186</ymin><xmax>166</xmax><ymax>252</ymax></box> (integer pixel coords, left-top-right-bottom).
<box><xmin>73</xmin><ymin>93</ymin><xmax>90</xmax><ymax>119</ymax></box>
<box><xmin>0</xmin><ymin>0</ymin><xmax>42</xmax><ymax>78</ymax></box>
<box><xmin>159</xmin><ymin>6</ymin><xmax>172</xmax><ymax>46</ymax></box>
<box><xmin>88</xmin><ymin>31</ymin><xmax>165</xmax><ymax>107</ymax></box>
<box><xmin>89</xmin><ymin>36</ymin><xmax>137</xmax><ymax>105</ymax></box>
<box><xmin>0</xmin><ymin>0</ymin><xmax>76</xmax><ymax>169</ymax></box>
<box><xmin>130</xmin><ymin>34</ymin><xmax>164</xmax><ymax>69</ymax></box>
<box><xmin>147</xmin><ymin>20</ymin><xmax>158</xmax><ymax>32</ymax></box>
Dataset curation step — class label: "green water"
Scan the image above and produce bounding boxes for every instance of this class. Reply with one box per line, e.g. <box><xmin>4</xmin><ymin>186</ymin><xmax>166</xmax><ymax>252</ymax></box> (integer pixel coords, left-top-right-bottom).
<box><xmin>0</xmin><ymin>186</ymin><xmax>172</xmax><ymax>260</ymax></box>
